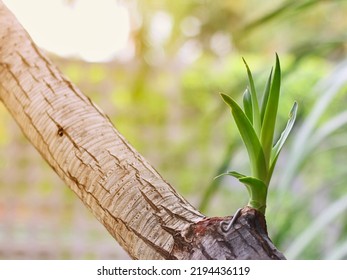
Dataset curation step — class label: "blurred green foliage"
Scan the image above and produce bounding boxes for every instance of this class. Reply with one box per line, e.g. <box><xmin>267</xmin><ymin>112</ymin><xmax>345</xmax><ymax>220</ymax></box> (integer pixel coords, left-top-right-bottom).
<box><xmin>2</xmin><ymin>0</ymin><xmax>347</xmax><ymax>259</ymax></box>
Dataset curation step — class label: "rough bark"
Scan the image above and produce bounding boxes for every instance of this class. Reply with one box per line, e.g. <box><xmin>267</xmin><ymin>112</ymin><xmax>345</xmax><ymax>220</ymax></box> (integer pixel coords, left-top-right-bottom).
<box><xmin>171</xmin><ymin>207</ymin><xmax>285</xmax><ymax>259</ymax></box>
<box><xmin>0</xmin><ymin>1</ymin><xmax>285</xmax><ymax>260</ymax></box>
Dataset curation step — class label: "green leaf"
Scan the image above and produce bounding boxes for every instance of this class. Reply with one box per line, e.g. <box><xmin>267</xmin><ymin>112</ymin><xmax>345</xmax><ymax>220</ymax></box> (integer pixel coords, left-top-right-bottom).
<box><xmin>214</xmin><ymin>170</ymin><xmax>246</xmax><ymax>180</ymax></box>
<box><xmin>239</xmin><ymin>176</ymin><xmax>267</xmax><ymax>214</ymax></box>
<box><xmin>221</xmin><ymin>93</ymin><xmax>267</xmax><ymax>181</ymax></box>
<box><xmin>243</xmin><ymin>88</ymin><xmax>253</xmax><ymax>124</ymax></box>
<box><xmin>228</xmin><ymin>170</ymin><xmax>246</xmax><ymax>179</ymax></box>
<box><xmin>269</xmin><ymin>101</ymin><xmax>298</xmax><ymax>181</ymax></box>
<box><xmin>260</xmin><ymin>67</ymin><xmax>273</xmax><ymax>124</ymax></box>
<box><xmin>260</xmin><ymin>54</ymin><xmax>281</xmax><ymax>166</ymax></box>
<box><xmin>242</xmin><ymin>58</ymin><xmax>261</xmax><ymax>135</ymax></box>
<box><xmin>217</xmin><ymin>171</ymin><xmax>267</xmax><ymax>214</ymax></box>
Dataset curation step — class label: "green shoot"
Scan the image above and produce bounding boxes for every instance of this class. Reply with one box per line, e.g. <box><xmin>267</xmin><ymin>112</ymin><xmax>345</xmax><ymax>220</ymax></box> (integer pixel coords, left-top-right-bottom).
<box><xmin>220</xmin><ymin>54</ymin><xmax>297</xmax><ymax>214</ymax></box>
<box><xmin>260</xmin><ymin>54</ymin><xmax>281</xmax><ymax>170</ymax></box>
<box><xmin>242</xmin><ymin>58</ymin><xmax>261</xmax><ymax>135</ymax></box>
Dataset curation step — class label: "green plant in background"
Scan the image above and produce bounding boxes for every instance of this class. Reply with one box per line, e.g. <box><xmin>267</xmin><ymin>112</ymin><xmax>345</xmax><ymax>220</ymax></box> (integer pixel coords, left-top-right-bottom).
<box><xmin>219</xmin><ymin>54</ymin><xmax>297</xmax><ymax>214</ymax></box>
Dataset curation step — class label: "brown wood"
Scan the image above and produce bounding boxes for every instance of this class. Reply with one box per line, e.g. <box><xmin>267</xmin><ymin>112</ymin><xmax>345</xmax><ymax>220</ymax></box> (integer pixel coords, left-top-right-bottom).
<box><xmin>171</xmin><ymin>207</ymin><xmax>285</xmax><ymax>259</ymax></box>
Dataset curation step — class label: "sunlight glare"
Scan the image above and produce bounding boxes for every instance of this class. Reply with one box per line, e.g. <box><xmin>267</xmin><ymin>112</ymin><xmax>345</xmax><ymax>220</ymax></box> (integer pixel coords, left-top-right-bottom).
<box><xmin>3</xmin><ymin>0</ymin><xmax>131</xmax><ymax>62</ymax></box>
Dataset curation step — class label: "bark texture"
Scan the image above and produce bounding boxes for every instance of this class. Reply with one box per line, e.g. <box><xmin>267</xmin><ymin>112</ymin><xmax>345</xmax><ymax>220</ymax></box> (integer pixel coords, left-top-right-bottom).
<box><xmin>0</xmin><ymin>1</ymin><xmax>285</xmax><ymax>259</ymax></box>
<box><xmin>171</xmin><ymin>207</ymin><xmax>285</xmax><ymax>259</ymax></box>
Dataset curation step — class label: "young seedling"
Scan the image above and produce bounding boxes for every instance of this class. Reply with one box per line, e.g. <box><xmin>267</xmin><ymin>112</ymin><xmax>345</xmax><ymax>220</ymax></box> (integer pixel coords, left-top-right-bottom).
<box><xmin>219</xmin><ymin>54</ymin><xmax>297</xmax><ymax>215</ymax></box>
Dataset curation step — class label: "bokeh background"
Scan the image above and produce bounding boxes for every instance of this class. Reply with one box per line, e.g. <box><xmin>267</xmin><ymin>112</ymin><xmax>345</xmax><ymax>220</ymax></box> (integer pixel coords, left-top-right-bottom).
<box><xmin>1</xmin><ymin>0</ymin><xmax>347</xmax><ymax>259</ymax></box>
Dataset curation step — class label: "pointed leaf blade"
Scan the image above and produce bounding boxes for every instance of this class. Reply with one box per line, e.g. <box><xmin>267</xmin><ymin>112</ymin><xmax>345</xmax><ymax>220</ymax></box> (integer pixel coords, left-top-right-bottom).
<box><xmin>221</xmin><ymin>93</ymin><xmax>267</xmax><ymax>181</ymax></box>
<box><xmin>269</xmin><ymin>101</ymin><xmax>298</xmax><ymax>179</ymax></box>
<box><xmin>243</xmin><ymin>88</ymin><xmax>253</xmax><ymax>124</ymax></box>
<box><xmin>260</xmin><ymin>67</ymin><xmax>273</xmax><ymax>124</ymax></box>
<box><xmin>229</xmin><ymin>170</ymin><xmax>246</xmax><ymax>179</ymax></box>
<box><xmin>213</xmin><ymin>171</ymin><xmax>247</xmax><ymax>180</ymax></box>
<box><xmin>242</xmin><ymin>58</ymin><xmax>261</xmax><ymax>135</ymax></box>
<box><xmin>260</xmin><ymin>54</ymin><xmax>281</xmax><ymax>166</ymax></box>
<box><xmin>213</xmin><ymin>170</ymin><xmax>246</xmax><ymax>180</ymax></box>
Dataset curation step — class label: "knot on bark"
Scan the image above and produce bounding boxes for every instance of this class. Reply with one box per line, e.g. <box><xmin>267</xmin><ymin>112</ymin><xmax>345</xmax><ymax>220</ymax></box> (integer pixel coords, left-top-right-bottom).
<box><xmin>170</xmin><ymin>207</ymin><xmax>286</xmax><ymax>260</ymax></box>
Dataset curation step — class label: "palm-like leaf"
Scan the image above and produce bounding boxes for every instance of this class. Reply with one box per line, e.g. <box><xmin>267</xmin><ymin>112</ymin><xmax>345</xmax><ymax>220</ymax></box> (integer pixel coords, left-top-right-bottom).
<box><xmin>260</xmin><ymin>67</ymin><xmax>273</xmax><ymax>124</ymax></box>
<box><xmin>221</xmin><ymin>93</ymin><xmax>267</xmax><ymax>182</ymax></box>
<box><xmin>269</xmin><ymin>102</ymin><xmax>298</xmax><ymax>181</ymax></box>
<box><xmin>220</xmin><ymin>55</ymin><xmax>297</xmax><ymax>215</ymax></box>
<box><xmin>243</xmin><ymin>88</ymin><xmax>253</xmax><ymax>123</ymax></box>
<box><xmin>260</xmin><ymin>54</ymin><xmax>281</xmax><ymax>167</ymax></box>
<box><xmin>243</xmin><ymin>58</ymin><xmax>261</xmax><ymax>135</ymax></box>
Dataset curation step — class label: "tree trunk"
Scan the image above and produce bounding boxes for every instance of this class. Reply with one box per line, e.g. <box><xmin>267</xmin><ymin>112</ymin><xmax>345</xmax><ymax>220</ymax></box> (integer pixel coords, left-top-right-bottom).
<box><xmin>0</xmin><ymin>1</ymin><xmax>285</xmax><ymax>260</ymax></box>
